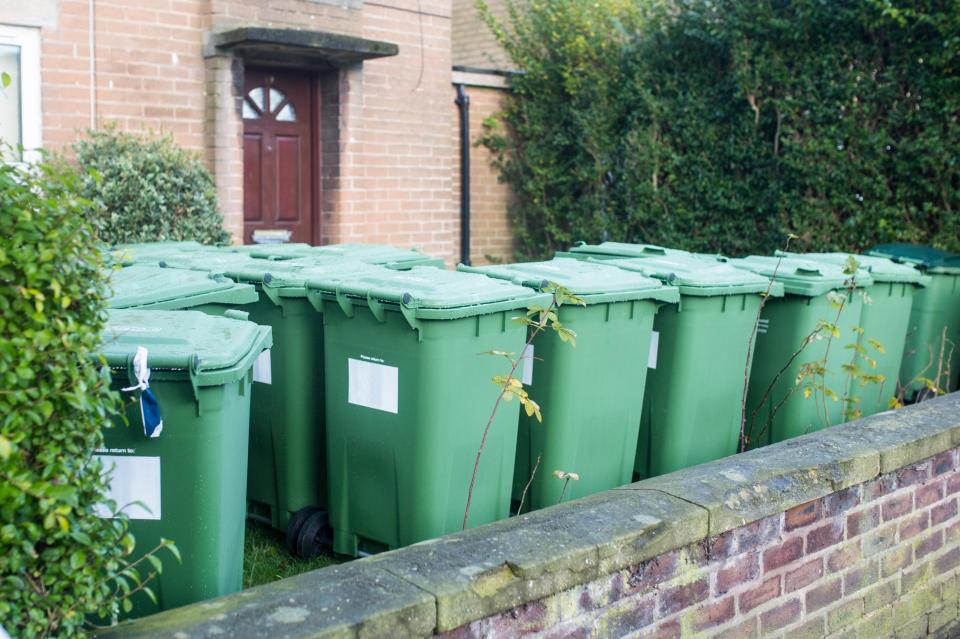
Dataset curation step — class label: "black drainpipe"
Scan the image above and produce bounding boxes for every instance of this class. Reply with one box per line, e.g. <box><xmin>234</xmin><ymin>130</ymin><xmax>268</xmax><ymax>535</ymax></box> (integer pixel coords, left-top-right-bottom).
<box><xmin>454</xmin><ymin>83</ymin><xmax>471</xmax><ymax>266</ymax></box>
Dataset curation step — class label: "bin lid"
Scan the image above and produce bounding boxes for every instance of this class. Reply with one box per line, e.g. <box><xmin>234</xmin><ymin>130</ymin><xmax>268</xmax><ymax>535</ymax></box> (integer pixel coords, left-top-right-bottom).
<box><xmin>101</xmin><ymin>309</ymin><xmax>272</xmax><ymax>386</ymax></box>
<box><xmin>108</xmin><ymin>264</ymin><xmax>258</xmax><ymax>309</ymax></box>
<box><xmin>233</xmin><ymin>242</ymin><xmax>440</xmax><ymax>267</ymax></box>
<box><xmin>109</xmin><ymin>241</ymin><xmax>206</xmax><ymax>266</ymax></box>
<box><xmin>728</xmin><ymin>256</ymin><xmax>871</xmax><ymax>296</ymax></box>
<box><xmin>306</xmin><ymin>265</ymin><xmax>548</xmax><ymax>320</ymax></box>
<box><xmin>868</xmin><ymin>244</ymin><xmax>960</xmax><ymax>275</ymax></box>
<box><xmin>597</xmin><ymin>255</ymin><xmax>781</xmax><ymax>297</ymax></box>
<box><xmin>459</xmin><ymin>258</ymin><xmax>680</xmax><ymax>304</ymax></box>
<box><xmin>566</xmin><ymin>241</ymin><xmax>699</xmax><ymax>260</ymax></box>
<box><xmin>786</xmin><ymin>252</ymin><xmax>928</xmax><ymax>284</ymax></box>
<box><xmin>230</xmin><ymin>243</ymin><xmax>314</xmax><ymax>260</ymax></box>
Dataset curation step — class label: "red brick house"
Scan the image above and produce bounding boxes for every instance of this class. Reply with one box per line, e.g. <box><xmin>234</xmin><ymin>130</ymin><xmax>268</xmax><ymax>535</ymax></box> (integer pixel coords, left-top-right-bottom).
<box><xmin>0</xmin><ymin>0</ymin><xmax>514</xmax><ymax>263</ymax></box>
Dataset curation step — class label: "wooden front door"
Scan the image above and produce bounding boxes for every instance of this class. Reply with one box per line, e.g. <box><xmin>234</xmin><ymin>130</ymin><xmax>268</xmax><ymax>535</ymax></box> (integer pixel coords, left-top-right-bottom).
<box><xmin>242</xmin><ymin>69</ymin><xmax>317</xmax><ymax>244</ymax></box>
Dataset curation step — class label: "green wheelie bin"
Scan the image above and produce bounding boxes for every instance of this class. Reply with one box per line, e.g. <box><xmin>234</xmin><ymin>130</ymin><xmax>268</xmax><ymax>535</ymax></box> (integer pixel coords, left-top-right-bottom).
<box><xmin>97</xmin><ymin>309</ymin><xmax>271</xmax><ymax>616</ymax></box>
<box><xmin>459</xmin><ymin>258</ymin><xmax>679</xmax><ymax>510</ymax></box>
<box><xmin>304</xmin><ymin>267</ymin><xmax>546</xmax><ymax>557</ymax></box>
<box><xmin>783</xmin><ymin>252</ymin><xmax>928</xmax><ymax>416</ymax></box>
<box><xmin>564</xmin><ymin>241</ymin><xmax>696</xmax><ymax>261</ymax></box>
<box><xmin>108</xmin><ymin>241</ymin><xmax>207</xmax><ymax>266</ymax></box>
<box><xmin>729</xmin><ymin>256</ymin><xmax>872</xmax><ymax>446</ymax></box>
<box><xmin>868</xmin><ymin>244</ymin><xmax>960</xmax><ymax>399</ymax></box>
<box><xmin>234</xmin><ymin>242</ymin><xmax>444</xmax><ymax>269</ymax></box>
<box><xmin>585</xmin><ymin>254</ymin><xmax>783</xmax><ymax>478</ymax></box>
<box><xmin>158</xmin><ymin>251</ymin><xmax>378</xmax><ymax>556</ymax></box>
<box><xmin>108</xmin><ymin>264</ymin><xmax>259</xmax><ymax>314</ymax></box>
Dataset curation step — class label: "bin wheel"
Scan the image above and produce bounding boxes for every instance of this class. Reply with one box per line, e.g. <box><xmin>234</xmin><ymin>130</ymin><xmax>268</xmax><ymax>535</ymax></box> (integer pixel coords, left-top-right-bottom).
<box><xmin>286</xmin><ymin>507</ymin><xmax>332</xmax><ymax>559</ymax></box>
<box><xmin>915</xmin><ymin>387</ymin><xmax>938</xmax><ymax>404</ymax></box>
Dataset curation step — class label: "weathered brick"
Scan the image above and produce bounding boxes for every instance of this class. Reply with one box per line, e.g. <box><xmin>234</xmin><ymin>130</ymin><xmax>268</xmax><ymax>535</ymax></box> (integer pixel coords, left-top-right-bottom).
<box><xmin>842</xmin><ymin>605</ymin><xmax>896</xmax><ymax>639</ymax></box>
<box><xmin>864</xmin><ymin>475</ymin><xmax>896</xmax><ymax>501</ymax></box>
<box><xmin>828</xmin><ymin>542</ymin><xmax>861</xmax><ymax>572</ymax></box>
<box><xmin>863</xmin><ymin>579</ymin><xmax>899</xmax><ymax>613</ymax></box>
<box><xmin>763</xmin><ymin>537</ymin><xmax>803</xmax><ymax>572</ymax></box>
<box><xmin>902</xmin><ymin>559</ymin><xmax>935</xmax><ymax>593</ymax></box>
<box><xmin>627</xmin><ymin>553</ymin><xmax>678</xmax><ymax>594</ymax></box>
<box><xmin>915</xmin><ymin>530</ymin><xmax>944</xmax><ymax>560</ymax></box>
<box><xmin>734</xmin><ymin>516</ymin><xmax>782</xmax><ymax>552</ymax></box>
<box><xmin>883</xmin><ymin>493</ymin><xmax>914</xmax><ymax>521</ymax></box>
<box><xmin>688</xmin><ymin>595</ymin><xmax>734</xmax><ymax>632</ymax></box>
<box><xmin>637</xmin><ymin>618</ymin><xmax>679</xmax><ymax>639</ymax></box>
<box><xmin>894</xmin><ymin>614</ymin><xmax>929</xmax><ymax>639</ymax></box>
<box><xmin>946</xmin><ymin>473</ymin><xmax>960</xmax><ymax>496</ymax></box>
<box><xmin>806</xmin><ymin>577</ymin><xmax>842</xmax><ymax>613</ymax></box>
<box><xmin>785</xmin><ymin>500</ymin><xmax>821</xmax><ymax>531</ymax></box>
<box><xmin>782</xmin><ymin>616</ymin><xmax>825</xmax><ymax>639</ymax></box>
<box><xmin>946</xmin><ymin>519</ymin><xmax>960</xmax><ymax>544</ymax></box>
<box><xmin>915</xmin><ymin>480</ymin><xmax>945</xmax><ymax>508</ymax></box>
<box><xmin>715</xmin><ymin>553</ymin><xmax>759</xmax><ymax>595</ymax></box>
<box><xmin>932</xmin><ymin>497</ymin><xmax>958</xmax><ymax>525</ymax></box>
<box><xmin>845</xmin><ymin>559</ymin><xmax>879</xmax><ymax>594</ymax></box>
<box><xmin>932</xmin><ymin>450</ymin><xmax>955</xmax><ymax>476</ymax></box>
<box><xmin>928</xmin><ymin>603</ymin><xmax>959</xmax><ymax>634</ymax></box>
<box><xmin>897</xmin><ymin>462</ymin><xmax>930</xmax><ymax>488</ymax></box>
<box><xmin>711</xmin><ymin>617</ymin><xmax>759</xmax><ymax>639</ymax></box>
<box><xmin>880</xmin><ymin>545</ymin><xmax>913</xmax><ymax>578</ymax></box>
<box><xmin>824</xmin><ymin>486</ymin><xmax>861</xmax><ymax>517</ymax></box>
<box><xmin>894</xmin><ymin>583</ymin><xmax>941</xmax><ymax>628</ymax></box>
<box><xmin>807</xmin><ymin>520</ymin><xmax>844</xmax><ymax>553</ymax></box>
<box><xmin>899</xmin><ymin>511</ymin><xmax>929</xmax><ymax>541</ymax></box>
<box><xmin>595</xmin><ymin>594</ymin><xmax>655</xmax><ymax>637</ymax></box>
<box><xmin>739</xmin><ymin>576</ymin><xmax>781</xmax><ymax>613</ymax></box>
<box><xmin>935</xmin><ymin>546</ymin><xmax>960</xmax><ymax>574</ymax></box>
<box><xmin>828</xmin><ymin>598</ymin><xmax>865</xmax><ymax>631</ymax></box>
<box><xmin>784</xmin><ymin>558</ymin><xmax>823</xmax><ymax>593</ymax></box>
<box><xmin>658</xmin><ymin>578</ymin><xmax>708</xmax><ymax>616</ymax></box>
<box><xmin>760</xmin><ymin>598</ymin><xmax>801</xmax><ymax>634</ymax></box>
<box><xmin>863</xmin><ymin>523</ymin><xmax>898</xmax><ymax>557</ymax></box>
<box><xmin>847</xmin><ymin>505</ymin><xmax>881</xmax><ymax>539</ymax></box>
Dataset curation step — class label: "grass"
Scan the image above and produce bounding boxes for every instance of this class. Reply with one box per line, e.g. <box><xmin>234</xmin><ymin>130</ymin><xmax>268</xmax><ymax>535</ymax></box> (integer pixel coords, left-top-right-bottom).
<box><xmin>243</xmin><ymin>520</ymin><xmax>340</xmax><ymax>589</ymax></box>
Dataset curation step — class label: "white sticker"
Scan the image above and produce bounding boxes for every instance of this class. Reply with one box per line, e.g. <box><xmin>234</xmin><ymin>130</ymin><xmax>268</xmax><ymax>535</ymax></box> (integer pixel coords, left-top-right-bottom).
<box><xmin>252</xmin><ymin>349</ymin><xmax>272</xmax><ymax>384</ymax></box>
<box><xmin>348</xmin><ymin>358</ymin><xmax>399</xmax><ymax>413</ymax></box>
<box><xmin>757</xmin><ymin>318</ymin><xmax>770</xmax><ymax>335</ymax></box>
<box><xmin>647</xmin><ymin>331</ymin><xmax>660</xmax><ymax>369</ymax></box>
<box><xmin>94</xmin><ymin>455</ymin><xmax>161</xmax><ymax>520</ymax></box>
<box><xmin>520</xmin><ymin>344</ymin><xmax>534</xmax><ymax>386</ymax></box>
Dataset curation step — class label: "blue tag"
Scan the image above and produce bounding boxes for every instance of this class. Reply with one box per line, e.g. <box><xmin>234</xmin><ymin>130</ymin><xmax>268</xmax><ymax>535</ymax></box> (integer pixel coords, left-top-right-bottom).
<box><xmin>139</xmin><ymin>388</ymin><xmax>164</xmax><ymax>438</ymax></box>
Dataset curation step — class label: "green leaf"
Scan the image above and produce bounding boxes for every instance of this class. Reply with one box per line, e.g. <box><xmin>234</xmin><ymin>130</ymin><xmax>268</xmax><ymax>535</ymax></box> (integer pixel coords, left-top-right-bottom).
<box><xmin>1</xmin><ymin>72</ymin><xmax>9</xmax><ymax>89</ymax></box>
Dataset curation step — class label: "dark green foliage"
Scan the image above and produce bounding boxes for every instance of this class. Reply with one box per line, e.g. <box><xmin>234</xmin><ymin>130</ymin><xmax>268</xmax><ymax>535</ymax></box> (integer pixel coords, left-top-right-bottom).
<box><xmin>481</xmin><ymin>0</ymin><xmax>960</xmax><ymax>259</ymax></box>
<box><xmin>74</xmin><ymin>128</ymin><xmax>229</xmax><ymax>246</ymax></box>
<box><xmin>0</xmin><ymin>161</ymin><xmax>157</xmax><ymax>636</ymax></box>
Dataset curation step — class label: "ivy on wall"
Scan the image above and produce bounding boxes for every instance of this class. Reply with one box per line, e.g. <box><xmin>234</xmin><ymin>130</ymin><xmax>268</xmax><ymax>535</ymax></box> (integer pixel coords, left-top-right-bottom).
<box><xmin>481</xmin><ymin>0</ymin><xmax>960</xmax><ymax>259</ymax></box>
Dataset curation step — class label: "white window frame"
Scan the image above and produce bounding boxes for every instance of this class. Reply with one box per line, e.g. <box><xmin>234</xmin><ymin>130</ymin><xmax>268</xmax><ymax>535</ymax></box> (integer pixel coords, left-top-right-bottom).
<box><xmin>0</xmin><ymin>24</ymin><xmax>42</xmax><ymax>161</ymax></box>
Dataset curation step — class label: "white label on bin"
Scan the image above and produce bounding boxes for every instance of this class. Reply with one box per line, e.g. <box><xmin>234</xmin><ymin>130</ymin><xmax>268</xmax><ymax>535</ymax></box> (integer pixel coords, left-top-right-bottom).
<box><xmin>348</xmin><ymin>358</ymin><xmax>398</xmax><ymax>414</ymax></box>
<box><xmin>757</xmin><ymin>318</ymin><xmax>770</xmax><ymax>335</ymax></box>
<box><xmin>253</xmin><ymin>349</ymin><xmax>272</xmax><ymax>384</ymax></box>
<box><xmin>647</xmin><ymin>331</ymin><xmax>660</xmax><ymax>369</ymax></box>
<box><xmin>520</xmin><ymin>344</ymin><xmax>534</xmax><ymax>386</ymax></box>
<box><xmin>93</xmin><ymin>455</ymin><xmax>161</xmax><ymax>520</ymax></box>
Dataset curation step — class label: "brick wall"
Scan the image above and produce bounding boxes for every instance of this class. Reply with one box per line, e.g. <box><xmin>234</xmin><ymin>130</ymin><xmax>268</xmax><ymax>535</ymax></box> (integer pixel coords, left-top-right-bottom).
<box><xmin>451</xmin><ymin>0</ymin><xmax>510</xmax><ymax>70</ymax></box>
<box><xmin>104</xmin><ymin>393</ymin><xmax>960</xmax><ymax>639</ymax></box>
<box><xmin>32</xmin><ymin>0</ymin><xmax>458</xmax><ymax>257</ymax></box>
<box><xmin>443</xmin><ymin>449</ymin><xmax>960</xmax><ymax>638</ymax></box>
<box><xmin>451</xmin><ymin>79</ymin><xmax>515</xmax><ymax>264</ymax></box>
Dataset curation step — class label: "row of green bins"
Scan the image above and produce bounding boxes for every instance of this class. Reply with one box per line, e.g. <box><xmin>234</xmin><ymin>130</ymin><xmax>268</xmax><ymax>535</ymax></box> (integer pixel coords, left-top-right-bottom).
<box><xmin>729</xmin><ymin>256</ymin><xmax>871</xmax><ymax>445</ymax></box>
<box><xmin>575</xmin><ymin>252</ymin><xmax>781</xmax><ymax>477</ymax></box>
<box><xmin>108</xmin><ymin>264</ymin><xmax>259</xmax><ymax>314</ymax></box>
<box><xmin>303</xmin><ymin>267</ymin><xmax>547</xmax><ymax>556</ymax></box>
<box><xmin>98</xmin><ymin>309</ymin><xmax>271</xmax><ymax>616</ymax></box>
<box><xmin>108</xmin><ymin>240</ymin><xmax>208</xmax><ymax>266</ymax></box>
<box><xmin>460</xmin><ymin>258</ymin><xmax>679</xmax><ymax>509</ymax></box>
<box><xmin>233</xmin><ymin>242</ymin><xmax>445</xmax><ymax>269</ymax></box>
<box><xmin>157</xmin><ymin>251</ymin><xmax>380</xmax><ymax>557</ymax></box>
<box><xmin>868</xmin><ymin>244</ymin><xmax>960</xmax><ymax>398</ymax></box>
<box><xmin>784</xmin><ymin>252</ymin><xmax>928</xmax><ymax>416</ymax></box>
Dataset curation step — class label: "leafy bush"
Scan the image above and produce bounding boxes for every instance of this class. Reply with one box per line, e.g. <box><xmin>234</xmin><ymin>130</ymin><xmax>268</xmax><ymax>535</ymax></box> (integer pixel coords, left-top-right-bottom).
<box><xmin>0</xmin><ymin>160</ymin><xmax>151</xmax><ymax>636</ymax></box>
<box><xmin>481</xmin><ymin>0</ymin><xmax>960</xmax><ymax>259</ymax></box>
<box><xmin>74</xmin><ymin>128</ymin><xmax>230</xmax><ymax>246</ymax></box>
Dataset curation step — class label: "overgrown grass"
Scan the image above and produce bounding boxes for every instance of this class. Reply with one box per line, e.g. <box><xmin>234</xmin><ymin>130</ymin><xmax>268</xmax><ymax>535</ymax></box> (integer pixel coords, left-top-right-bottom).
<box><xmin>243</xmin><ymin>521</ymin><xmax>339</xmax><ymax>589</ymax></box>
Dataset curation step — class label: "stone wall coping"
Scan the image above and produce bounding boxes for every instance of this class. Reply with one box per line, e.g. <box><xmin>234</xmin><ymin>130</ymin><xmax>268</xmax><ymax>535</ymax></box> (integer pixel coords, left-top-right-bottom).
<box><xmin>100</xmin><ymin>393</ymin><xmax>960</xmax><ymax>637</ymax></box>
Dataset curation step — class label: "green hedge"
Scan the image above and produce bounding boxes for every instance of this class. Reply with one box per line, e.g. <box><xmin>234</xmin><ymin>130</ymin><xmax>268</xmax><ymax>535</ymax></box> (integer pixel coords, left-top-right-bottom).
<box><xmin>0</xmin><ymin>161</ymin><xmax>161</xmax><ymax>636</ymax></box>
<box><xmin>481</xmin><ymin>0</ymin><xmax>960</xmax><ymax>259</ymax></box>
<box><xmin>74</xmin><ymin>128</ymin><xmax>229</xmax><ymax>246</ymax></box>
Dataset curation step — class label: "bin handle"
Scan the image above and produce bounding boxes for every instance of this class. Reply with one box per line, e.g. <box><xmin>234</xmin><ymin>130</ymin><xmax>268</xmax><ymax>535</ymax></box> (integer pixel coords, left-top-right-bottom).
<box><xmin>640</xmin><ymin>245</ymin><xmax>667</xmax><ymax>255</ymax></box>
<box><xmin>260</xmin><ymin>281</ymin><xmax>282</xmax><ymax>307</ymax></box>
<box><xmin>335</xmin><ymin>289</ymin><xmax>355</xmax><ymax>318</ymax></box>
<box><xmin>223</xmin><ymin>309</ymin><xmax>249</xmax><ymax>321</ymax></box>
<box><xmin>399</xmin><ymin>292</ymin><xmax>423</xmax><ymax>342</ymax></box>
<box><xmin>306</xmin><ymin>289</ymin><xmax>324</xmax><ymax>312</ymax></box>
<box><xmin>367</xmin><ymin>293</ymin><xmax>387</xmax><ymax>323</ymax></box>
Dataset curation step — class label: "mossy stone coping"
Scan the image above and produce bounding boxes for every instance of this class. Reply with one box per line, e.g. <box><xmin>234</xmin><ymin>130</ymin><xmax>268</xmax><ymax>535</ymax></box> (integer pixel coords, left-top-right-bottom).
<box><xmin>100</xmin><ymin>393</ymin><xmax>960</xmax><ymax>638</ymax></box>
